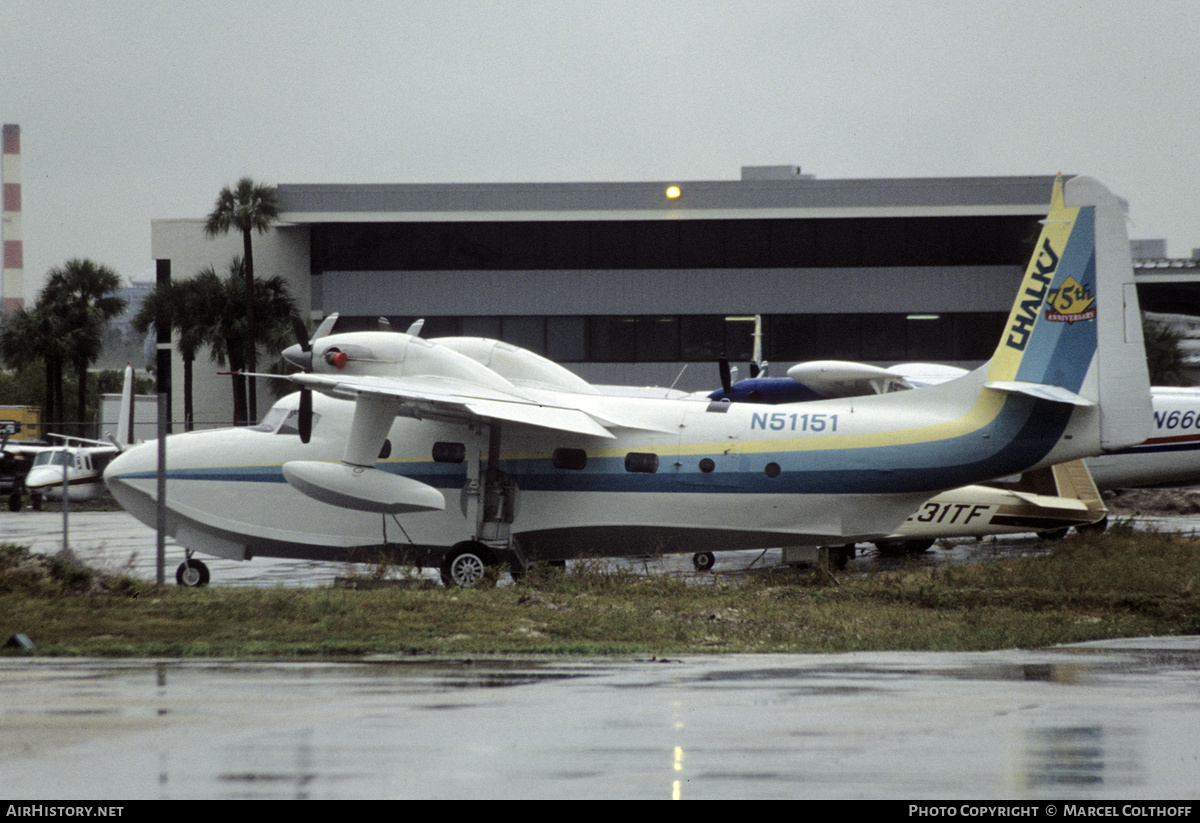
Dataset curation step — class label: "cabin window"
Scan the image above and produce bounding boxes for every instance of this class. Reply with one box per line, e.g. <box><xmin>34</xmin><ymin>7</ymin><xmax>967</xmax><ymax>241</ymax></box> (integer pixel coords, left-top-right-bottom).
<box><xmin>253</xmin><ymin>405</ymin><xmax>321</xmax><ymax>436</ymax></box>
<box><xmin>251</xmin><ymin>406</ymin><xmax>287</xmax><ymax>432</ymax></box>
<box><xmin>624</xmin><ymin>452</ymin><xmax>659</xmax><ymax>474</ymax></box>
<box><xmin>33</xmin><ymin>451</ymin><xmax>69</xmax><ymax>468</ymax></box>
<box><xmin>553</xmin><ymin>448</ymin><xmax>587</xmax><ymax>470</ymax></box>
<box><xmin>432</xmin><ymin>442</ymin><xmax>466</xmax><ymax>463</ymax></box>
<box><xmin>276</xmin><ymin>409</ymin><xmax>320</xmax><ymax>436</ymax></box>
<box><xmin>764</xmin><ymin>462</ymin><xmax>781</xmax><ymax>478</ymax></box>
<box><xmin>698</xmin><ymin>458</ymin><xmax>715</xmax><ymax>474</ymax></box>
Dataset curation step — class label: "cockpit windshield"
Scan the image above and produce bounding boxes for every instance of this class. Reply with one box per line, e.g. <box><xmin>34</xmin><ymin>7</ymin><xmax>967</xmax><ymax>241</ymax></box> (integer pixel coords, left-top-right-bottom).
<box><xmin>32</xmin><ymin>450</ymin><xmax>71</xmax><ymax>467</ymax></box>
<box><xmin>250</xmin><ymin>404</ymin><xmax>320</xmax><ymax>436</ymax></box>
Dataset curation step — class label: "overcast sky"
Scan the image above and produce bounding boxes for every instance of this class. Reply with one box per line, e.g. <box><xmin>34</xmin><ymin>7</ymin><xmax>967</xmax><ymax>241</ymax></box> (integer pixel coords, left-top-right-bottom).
<box><xmin>3</xmin><ymin>1</ymin><xmax>1198</xmax><ymax>298</ymax></box>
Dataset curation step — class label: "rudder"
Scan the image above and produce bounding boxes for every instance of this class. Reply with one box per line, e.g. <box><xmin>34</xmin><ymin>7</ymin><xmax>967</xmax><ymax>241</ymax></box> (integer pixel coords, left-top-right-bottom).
<box><xmin>983</xmin><ymin>175</ymin><xmax>1150</xmax><ymax>451</ymax></box>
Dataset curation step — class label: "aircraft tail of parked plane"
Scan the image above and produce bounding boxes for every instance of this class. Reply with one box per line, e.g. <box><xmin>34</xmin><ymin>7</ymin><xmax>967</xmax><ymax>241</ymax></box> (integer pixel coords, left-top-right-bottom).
<box><xmin>103</xmin><ymin>176</ymin><xmax>1153</xmax><ymax>586</ymax></box>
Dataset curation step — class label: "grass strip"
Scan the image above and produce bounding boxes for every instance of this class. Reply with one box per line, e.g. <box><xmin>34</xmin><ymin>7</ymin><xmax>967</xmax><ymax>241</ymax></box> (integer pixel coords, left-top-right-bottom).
<box><xmin>2</xmin><ymin>523</ymin><xmax>1197</xmax><ymax>658</ymax></box>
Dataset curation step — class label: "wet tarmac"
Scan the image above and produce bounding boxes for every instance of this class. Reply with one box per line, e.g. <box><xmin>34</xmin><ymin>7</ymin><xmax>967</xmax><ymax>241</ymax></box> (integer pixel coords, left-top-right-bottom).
<box><xmin>1</xmin><ymin>641</ymin><xmax>1198</xmax><ymax>800</ymax></box>
<box><xmin>3</xmin><ymin>510</ymin><xmax>1200</xmax><ymax>799</ymax></box>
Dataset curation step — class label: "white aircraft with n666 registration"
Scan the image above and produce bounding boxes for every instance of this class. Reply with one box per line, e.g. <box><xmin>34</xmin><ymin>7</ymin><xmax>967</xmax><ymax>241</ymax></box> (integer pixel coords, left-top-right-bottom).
<box><xmin>104</xmin><ymin>176</ymin><xmax>1151</xmax><ymax>587</ymax></box>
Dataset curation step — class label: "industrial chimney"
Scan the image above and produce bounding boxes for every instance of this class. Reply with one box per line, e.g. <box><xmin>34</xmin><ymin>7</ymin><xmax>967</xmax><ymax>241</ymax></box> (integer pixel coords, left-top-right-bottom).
<box><xmin>2</xmin><ymin>124</ymin><xmax>24</xmax><ymax>312</ymax></box>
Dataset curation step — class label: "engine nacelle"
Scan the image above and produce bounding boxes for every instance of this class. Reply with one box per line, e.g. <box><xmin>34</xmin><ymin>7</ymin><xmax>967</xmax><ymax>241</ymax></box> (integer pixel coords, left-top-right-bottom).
<box><xmin>310</xmin><ymin>332</ymin><xmax>516</xmax><ymax>393</ymax></box>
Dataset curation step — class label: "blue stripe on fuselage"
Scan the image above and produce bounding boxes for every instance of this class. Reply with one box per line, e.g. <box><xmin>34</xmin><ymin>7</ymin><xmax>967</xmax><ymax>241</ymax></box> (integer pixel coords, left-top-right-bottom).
<box><xmin>126</xmin><ymin>394</ymin><xmax>1073</xmax><ymax>497</ymax></box>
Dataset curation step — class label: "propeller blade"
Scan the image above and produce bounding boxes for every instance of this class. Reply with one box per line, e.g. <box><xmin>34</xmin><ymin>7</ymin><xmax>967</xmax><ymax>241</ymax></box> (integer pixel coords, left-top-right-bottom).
<box><xmin>405</xmin><ymin>318</ymin><xmax>425</xmax><ymax>337</ymax></box>
<box><xmin>749</xmin><ymin>362</ymin><xmax>760</xmax><ymax>379</ymax></box>
<box><xmin>298</xmin><ymin>388</ymin><xmax>313</xmax><ymax>444</ymax></box>
<box><xmin>719</xmin><ymin>358</ymin><xmax>732</xmax><ymax>393</ymax></box>
<box><xmin>311</xmin><ymin>313</ymin><xmax>338</xmax><ymax>343</ymax></box>
<box><xmin>290</xmin><ymin>314</ymin><xmax>312</xmax><ymax>352</ymax></box>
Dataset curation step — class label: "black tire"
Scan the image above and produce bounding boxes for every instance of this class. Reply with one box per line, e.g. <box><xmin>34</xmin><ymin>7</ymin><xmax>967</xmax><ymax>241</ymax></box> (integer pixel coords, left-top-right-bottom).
<box><xmin>1036</xmin><ymin>527</ymin><xmax>1070</xmax><ymax>541</ymax></box>
<box><xmin>834</xmin><ymin>544</ymin><xmax>855</xmax><ymax>570</ymax></box>
<box><xmin>693</xmin><ymin>552</ymin><xmax>716</xmax><ymax>572</ymax></box>
<box><xmin>176</xmin><ymin>559</ymin><xmax>210</xmax><ymax>587</ymax></box>
<box><xmin>7</xmin><ymin>492</ymin><xmax>20</xmax><ymax>512</ymax></box>
<box><xmin>1077</xmin><ymin>516</ymin><xmax>1108</xmax><ymax>535</ymax></box>
<box><xmin>874</xmin><ymin>538</ymin><xmax>934</xmax><ymax>557</ymax></box>
<box><xmin>441</xmin><ymin>544</ymin><xmax>495</xmax><ymax>588</ymax></box>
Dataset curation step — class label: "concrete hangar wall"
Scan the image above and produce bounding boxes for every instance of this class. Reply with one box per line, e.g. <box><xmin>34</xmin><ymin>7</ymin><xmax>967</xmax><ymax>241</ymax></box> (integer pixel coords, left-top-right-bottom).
<box><xmin>151</xmin><ymin>167</ymin><xmax>1060</xmax><ymax>425</ymax></box>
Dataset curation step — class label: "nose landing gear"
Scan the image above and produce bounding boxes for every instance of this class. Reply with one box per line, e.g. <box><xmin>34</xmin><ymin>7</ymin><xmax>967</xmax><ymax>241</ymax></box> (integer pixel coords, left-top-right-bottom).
<box><xmin>176</xmin><ymin>554</ymin><xmax>210</xmax><ymax>587</ymax></box>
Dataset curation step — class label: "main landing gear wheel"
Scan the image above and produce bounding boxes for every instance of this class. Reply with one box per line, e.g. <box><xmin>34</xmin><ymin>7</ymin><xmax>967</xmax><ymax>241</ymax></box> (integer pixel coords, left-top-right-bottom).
<box><xmin>441</xmin><ymin>544</ymin><xmax>496</xmax><ymax>588</ymax></box>
<box><xmin>833</xmin><ymin>545</ymin><xmax>855</xmax><ymax>570</ymax></box>
<box><xmin>874</xmin><ymin>538</ymin><xmax>934</xmax><ymax>557</ymax></box>
<box><xmin>176</xmin><ymin>558</ymin><xmax>210</xmax><ymax>587</ymax></box>
<box><xmin>693</xmin><ymin>552</ymin><xmax>716</xmax><ymax>572</ymax></box>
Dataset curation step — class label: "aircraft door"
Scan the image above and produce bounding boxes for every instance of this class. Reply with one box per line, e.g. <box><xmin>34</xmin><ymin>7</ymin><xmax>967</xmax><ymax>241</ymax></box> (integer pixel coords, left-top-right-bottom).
<box><xmin>460</xmin><ymin>421</ymin><xmax>518</xmax><ymax>545</ymax></box>
<box><xmin>677</xmin><ymin>406</ymin><xmax>743</xmax><ymax>488</ymax></box>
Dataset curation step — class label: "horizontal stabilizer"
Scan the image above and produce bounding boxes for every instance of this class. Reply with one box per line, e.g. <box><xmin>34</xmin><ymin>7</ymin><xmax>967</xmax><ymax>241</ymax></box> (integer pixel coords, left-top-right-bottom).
<box><xmin>984</xmin><ymin>381</ymin><xmax>1094</xmax><ymax>407</ymax></box>
<box><xmin>1005</xmin><ymin>489</ymin><xmax>1090</xmax><ymax>511</ymax></box>
<box><xmin>282</xmin><ymin>461</ymin><xmax>446</xmax><ymax>514</ymax></box>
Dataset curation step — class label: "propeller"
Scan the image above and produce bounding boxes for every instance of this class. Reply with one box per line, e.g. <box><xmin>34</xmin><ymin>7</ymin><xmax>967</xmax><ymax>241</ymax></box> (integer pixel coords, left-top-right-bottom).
<box><xmin>283</xmin><ymin>313</ymin><xmax>339</xmax><ymax>444</ymax></box>
<box><xmin>297</xmin><ymin>383</ymin><xmax>313</xmax><ymax>444</ymax></box>
<box><xmin>719</xmin><ymin>358</ymin><xmax>732</xmax><ymax>394</ymax></box>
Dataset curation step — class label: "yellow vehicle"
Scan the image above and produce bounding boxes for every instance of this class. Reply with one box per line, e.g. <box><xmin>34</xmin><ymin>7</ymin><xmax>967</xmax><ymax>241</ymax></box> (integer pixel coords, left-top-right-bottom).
<box><xmin>0</xmin><ymin>406</ymin><xmax>42</xmax><ymax>441</ymax></box>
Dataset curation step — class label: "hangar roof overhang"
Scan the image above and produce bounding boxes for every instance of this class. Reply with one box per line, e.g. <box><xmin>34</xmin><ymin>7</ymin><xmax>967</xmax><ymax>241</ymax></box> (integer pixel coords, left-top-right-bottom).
<box><xmin>276</xmin><ymin>174</ymin><xmax>1061</xmax><ymax>224</ymax></box>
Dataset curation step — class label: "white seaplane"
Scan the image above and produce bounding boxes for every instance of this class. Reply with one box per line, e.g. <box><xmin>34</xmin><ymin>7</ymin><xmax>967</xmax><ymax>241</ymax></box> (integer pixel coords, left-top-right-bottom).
<box><xmin>104</xmin><ymin>176</ymin><xmax>1151</xmax><ymax>586</ymax></box>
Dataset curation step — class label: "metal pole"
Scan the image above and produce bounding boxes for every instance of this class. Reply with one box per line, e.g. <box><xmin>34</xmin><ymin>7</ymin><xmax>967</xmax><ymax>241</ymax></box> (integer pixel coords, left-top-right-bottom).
<box><xmin>60</xmin><ymin>452</ymin><xmax>68</xmax><ymax>551</ymax></box>
<box><xmin>154</xmin><ymin>258</ymin><xmax>172</xmax><ymax>586</ymax></box>
<box><xmin>156</xmin><ymin>393</ymin><xmax>167</xmax><ymax>585</ymax></box>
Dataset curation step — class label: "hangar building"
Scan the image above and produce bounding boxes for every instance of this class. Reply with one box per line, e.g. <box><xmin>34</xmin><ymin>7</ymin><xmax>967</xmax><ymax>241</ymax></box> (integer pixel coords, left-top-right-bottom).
<box><xmin>150</xmin><ymin>167</ymin><xmax>1098</xmax><ymax>426</ymax></box>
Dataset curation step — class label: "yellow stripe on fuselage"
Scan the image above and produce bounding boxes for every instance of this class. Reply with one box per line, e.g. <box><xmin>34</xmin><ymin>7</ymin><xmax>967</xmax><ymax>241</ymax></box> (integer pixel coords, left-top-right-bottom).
<box><xmin>684</xmin><ymin>385</ymin><xmax>1010</xmax><ymax>457</ymax></box>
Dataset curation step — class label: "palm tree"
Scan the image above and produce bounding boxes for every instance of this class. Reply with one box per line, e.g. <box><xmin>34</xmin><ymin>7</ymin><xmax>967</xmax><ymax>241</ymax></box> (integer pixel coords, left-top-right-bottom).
<box><xmin>204</xmin><ymin>177</ymin><xmax>280</xmax><ymax>422</ymax></box>
<box><xmin>1144</xmin><ymin>317</ymin><xmax>1192</xmax><ymax>386</ymax></box>
<box><xmin>134</xmin><ymin>275</ymin><xmax>216</xmax><ymax>431</ymax></box>
<box><xmin>0</xmin><ymin>303</ymin><xmax>64</xmax><ymax>430</ymax></box>
<box><xmin>1</xmin><ymin>260</ymin><xmax>124</xmax><ymax>435</ymax></box>
<box><xmin>189</xmin><ymin>259</ymin><xmax>295</xmax><ymax>426</ymax></box>
<box><xmin>41</xmin><ymin>259</ymin><xmax>126</xmax><ymax>434</ymax></box>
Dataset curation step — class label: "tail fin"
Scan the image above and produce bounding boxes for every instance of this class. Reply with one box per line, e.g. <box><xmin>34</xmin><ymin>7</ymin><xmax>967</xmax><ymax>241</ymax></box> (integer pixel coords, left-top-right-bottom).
<box><xmin>115</xmin><ymin>364</ymin><xmax>135</xmax><ymax>449</ymax></box>
<box><xmin>983</xmin><ymin>175</ymin><xmax>1150</xmax><ymax>451</ymax></box>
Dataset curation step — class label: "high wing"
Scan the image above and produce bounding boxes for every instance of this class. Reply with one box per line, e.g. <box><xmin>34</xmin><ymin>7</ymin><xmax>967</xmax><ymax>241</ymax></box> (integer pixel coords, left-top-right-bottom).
<box><xmin>288</xmin><ymin>372</ymin><xmax>618</xmax><ymax>440</ymax></box>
